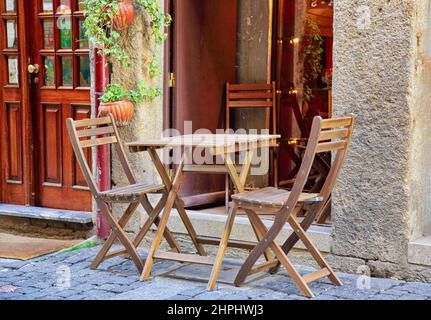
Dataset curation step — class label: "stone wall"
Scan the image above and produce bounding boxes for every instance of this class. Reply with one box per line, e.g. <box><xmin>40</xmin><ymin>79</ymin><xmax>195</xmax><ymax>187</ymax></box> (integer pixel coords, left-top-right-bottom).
<box><xmin>332</xmin><ymin>0</ymin><xmax>431</xmax><ymax>278</ymax></box>
<box><xmin>110</xmin><ymin>1</ymin><xmax>165</xmax><ymax>235</ymax></box>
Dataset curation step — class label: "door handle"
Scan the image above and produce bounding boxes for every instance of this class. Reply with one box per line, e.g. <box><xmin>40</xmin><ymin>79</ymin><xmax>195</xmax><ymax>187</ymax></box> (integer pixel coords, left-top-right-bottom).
<box><xmin>27</xmin><ymin>64</ymin><xmax>40</xmax><ymax>74</ymax></box>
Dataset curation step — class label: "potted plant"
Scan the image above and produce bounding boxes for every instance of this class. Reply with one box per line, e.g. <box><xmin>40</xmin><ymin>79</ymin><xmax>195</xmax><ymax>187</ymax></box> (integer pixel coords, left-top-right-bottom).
<box><xmin>99</xmin><ymin>84</ymin><xmax>135</xmax><ymax>126</ymax></box>
<box><xmin>99</xmin><ymin>81</ymin><xmax>162</xmax><ymax>126</ymax></box>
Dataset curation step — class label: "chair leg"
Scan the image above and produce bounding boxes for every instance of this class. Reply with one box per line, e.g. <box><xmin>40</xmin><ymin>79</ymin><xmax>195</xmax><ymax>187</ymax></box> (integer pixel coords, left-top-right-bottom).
<box><xmin>139</xmin><ymin>195</ymin><xmax>180</xmax><ymax>251</ymax></box>
<box><xmin>270</xmin><ymin>203</ymin><xmax>321</xmax><ymax>274</ymax></box>
<box><xmin>140</xmin><ymin>190</ymin><xmax>178</xmax><ymax>281</ymax></box>
<box><xmin>96</xmin><ymin>200</ymin><xmax>144</xmax><ymax>273</ymax></box>
<box><xmin>246</xmin><ymin>210</ymin><xmax>315</xmax><ymax>298</ymax></box>
<box><xmin>174</xmin><ymin>200</ymin><xmax>207</xmax><ymax>256</ymax></box>
<box><xmin>250</xmin><ymin>219</ymin><xmax>273</xmax><ymax>263</ymax></box>
<box><xmin>207</xmin><ymin>205</ymin><xmax>238</xmax><ymax>291</ymax></box>
<box><xmin>234</xmin><ymin>209</ymin><xmax>282</xmax><ymax>287</ymax></box>
<box><xmin>288</xmin><ymin>216</ymin><xmax>342</xmax><ymax>286</ymax></box>
<box><xmin>90</xmin><ymin>202</ymin><xmax>140</xmax><ymax>270</ymax></box>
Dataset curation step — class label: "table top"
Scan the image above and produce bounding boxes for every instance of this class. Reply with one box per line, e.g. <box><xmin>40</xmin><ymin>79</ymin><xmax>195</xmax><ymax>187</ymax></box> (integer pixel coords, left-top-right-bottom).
<box><xmin>128</xmin><ymin>134</ymin><xmax>280</xmax><ymax>154</ymax></box>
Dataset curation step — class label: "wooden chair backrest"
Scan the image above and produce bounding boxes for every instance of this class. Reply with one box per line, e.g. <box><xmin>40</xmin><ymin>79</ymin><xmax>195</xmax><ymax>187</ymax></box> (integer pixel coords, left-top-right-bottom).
<box><xmin>283</xmin><ymin>115</ymin><xmax>355</xmax><ymax>214</ymax></box>
<box><xmin>66</xmin><ymin>114</ymin><xmax>137</xmax><ymax>197</ymax></box>
<box><xmin>226</xmin><ymin>82</ymin><xmax>277</xmax><ymax>134</ymax></box>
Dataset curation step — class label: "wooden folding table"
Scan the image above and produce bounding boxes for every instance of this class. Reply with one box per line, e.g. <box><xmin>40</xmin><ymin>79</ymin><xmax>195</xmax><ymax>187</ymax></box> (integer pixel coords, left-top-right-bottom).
<box><xmin>128</xmin><ymin>134</ymin><xmax>280</xmax><ymax>290</ymax></box>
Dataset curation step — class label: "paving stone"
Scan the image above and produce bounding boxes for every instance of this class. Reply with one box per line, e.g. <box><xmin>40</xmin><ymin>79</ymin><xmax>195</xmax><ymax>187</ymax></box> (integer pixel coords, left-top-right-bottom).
<box><xmin>396</xmin><ymin>282</ymin><xmax>431</xmax><ymax>296</ymax></box>
<box><xmin>112</xmin><ymin>278</ymin><xmax>198</xmax><ymax>300</ymax></box>
<box><xmin>165</xmin><ymin>294</ymin><xmax>190</xmax><ymax>300</ymax></box>
<box><xmin>397</xmin><ymin>293</ymin><xmax>428</xmax><ymax>300</ymax></box>
<box><xmin>98</xmin><ymin>283</ymin><xmax>133</xmax><ymax>293</ymax></box>
<box><xmin>369</xmin><ymin>294</ymin><xmax>399</xmax><ymax>300</ymax></box>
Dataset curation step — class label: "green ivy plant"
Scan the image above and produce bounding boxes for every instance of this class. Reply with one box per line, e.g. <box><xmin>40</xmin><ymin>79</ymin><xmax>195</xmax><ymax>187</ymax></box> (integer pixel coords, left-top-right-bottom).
<box><xmin>82</xmin><ymin>0</ymin><xmax>171</xmax><ymax>105</ymax></box>
<box><xmin>303</xmin><ymin>19</ymin><xmax>324</xmax><ymax>102</ymax></box>
<box><xmin>101</xmin><ymin>82</ymin><xmax>162</xmax><ymax>104</ymax></box>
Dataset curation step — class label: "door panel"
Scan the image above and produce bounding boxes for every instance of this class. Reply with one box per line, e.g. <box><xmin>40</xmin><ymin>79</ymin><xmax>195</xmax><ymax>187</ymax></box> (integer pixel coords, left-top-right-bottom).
<box><xmin>6</xmin><ymin>103</ymin><xmax>23</xmax><ymax>183</ymax></box>
<box><xmin>0</xmin><ymin>0</ymin><xmax>31</xmax><ymax>205</ymax></box>
<box><xmin>30</xmin><ymin>0</ymin><xmax>91</xmax><ymax>211</ymax></box>
<box><xmin>172</xmin><ymin>0</ymin><xmax>238</xmax><ymax>204</ymax></box>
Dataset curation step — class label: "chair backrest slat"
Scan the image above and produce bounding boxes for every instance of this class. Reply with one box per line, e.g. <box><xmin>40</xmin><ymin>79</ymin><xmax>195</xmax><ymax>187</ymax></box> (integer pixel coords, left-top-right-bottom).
<box><xmin>229</xmin><ymin>101</ymin><xmax>273</xmax><ymax>108</ymax></box>
<box><xmin>229</xmin><ymin>92</ymin><xmax>273</xmax><ymax>99</ymax></box>
<box><xmin>229</xmin><ymin>83</ymin><xmax>272</xmax><ymax>91</ymax></box>
<box><xmin>77</xmin><ymin>126</ymin><xmax>115</xmax><ymax>138</ymax></box>
<box><xmin>321</xmin><ymin>117</ymin><xmax>353</xmax><ymax>129</ymax></box>
<box><xmin>74</xmin><ymin>117</ymin><xmax>112</xmax><ymax>128</ymax></box>
<box><xmin>318</xmin><ymin>128</ymin><xmax>349</xmax><ymax>141</ymax></box>
<box><xmin>80</xmin><ymin>136</ymin><xmax>118</xmax><ymax>148</ymax></box>
<box><xmin>315</xmin><ymin>141</ymin><xmax>347</xmax><ymax>153</ymax></box>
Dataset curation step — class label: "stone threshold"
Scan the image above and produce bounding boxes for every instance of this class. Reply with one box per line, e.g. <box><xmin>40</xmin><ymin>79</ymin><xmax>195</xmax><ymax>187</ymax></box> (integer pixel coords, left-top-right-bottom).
<box><xmin>0</xmin><ymin>204</ymin><xmax>93</xmax><ymax>225</ymax></box>
<box><xmin>408</xmin><ymin>236</ymin><xmax>431</xmax><ymax>266</ymax></box>
<box><xmin>167</xmin><ymin>209</ymin><xmax>332</xmax><ymax>253</ymax></box>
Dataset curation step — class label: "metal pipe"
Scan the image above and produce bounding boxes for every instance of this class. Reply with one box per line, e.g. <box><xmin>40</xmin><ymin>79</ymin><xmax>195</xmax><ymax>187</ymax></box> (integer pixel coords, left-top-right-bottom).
<box><xmin>94</xmin><ymin>48</ymin><xmax>111</xmax><ymax>239</ymax></box>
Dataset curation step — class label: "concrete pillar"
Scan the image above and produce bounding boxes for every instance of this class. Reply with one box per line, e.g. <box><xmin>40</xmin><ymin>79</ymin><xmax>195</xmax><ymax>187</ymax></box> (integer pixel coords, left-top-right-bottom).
<box><xmin>332</xmin><ymin>0</ymin><xmax>431</xmax><ymax>269</ymax></box>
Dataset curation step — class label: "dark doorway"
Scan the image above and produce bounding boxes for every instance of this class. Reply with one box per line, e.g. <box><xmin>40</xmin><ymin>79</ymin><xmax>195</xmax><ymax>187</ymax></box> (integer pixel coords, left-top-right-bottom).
<box><xmin>272</xmin><ymin>0</ymin><xmax>334</xmax><ymax>223</ymax></box>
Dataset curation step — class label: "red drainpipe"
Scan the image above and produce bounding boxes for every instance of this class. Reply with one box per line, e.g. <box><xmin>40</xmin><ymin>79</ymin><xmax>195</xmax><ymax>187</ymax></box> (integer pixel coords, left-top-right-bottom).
<box><xmin>94</xmin><ymin>48</ymin><xmax>111</xmax><ymax>239</ymax></box>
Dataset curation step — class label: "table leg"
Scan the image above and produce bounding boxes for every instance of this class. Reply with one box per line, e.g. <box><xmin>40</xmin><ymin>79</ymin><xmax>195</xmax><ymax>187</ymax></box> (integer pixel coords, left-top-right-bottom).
<box><xmin>148</xmin><ymin>148</ymin><xmax>206</xmax><ymax>256</ymax></box>
<box><xmin>141</xmin><ymin>148</ymin><xmax>189</xmax><ymax>280</ymax></box>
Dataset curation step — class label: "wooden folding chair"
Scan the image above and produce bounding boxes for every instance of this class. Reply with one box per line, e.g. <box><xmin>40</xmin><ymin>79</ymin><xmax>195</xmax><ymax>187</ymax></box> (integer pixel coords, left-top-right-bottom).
<box><xmin>229</xmin><ymin>115</ymin><xmax>355</xmax><ymax>298</ymax></box>
<box><xmin>66</xmin><ymin>114</ymin><xmax>180</xmax><ymax>273</ymax></box>
<box><xmin>226</xmin><ymin>82</ymin><xmax>278</xmax><ymax>186</ymax></box>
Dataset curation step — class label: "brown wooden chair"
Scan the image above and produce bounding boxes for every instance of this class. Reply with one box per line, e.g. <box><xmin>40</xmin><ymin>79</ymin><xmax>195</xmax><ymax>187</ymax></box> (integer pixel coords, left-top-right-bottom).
<box><xmin>66</xmin><ymin>114</ymin><xmax>180</xmax><ymax>273</ymax></box>
<box><xmin>226</xmin><ymin>82</ymin><xmax>277</xmax><ymax>135</ymax></box>
<box><xmin>225</xmin><ymin>82</ymin><xmax>278</xmax><ymax>191</ymax></box>
<box><xmin>228</xmin><ymin>115</ymin><xmax>355</xmax><ymax>298</ymax></box>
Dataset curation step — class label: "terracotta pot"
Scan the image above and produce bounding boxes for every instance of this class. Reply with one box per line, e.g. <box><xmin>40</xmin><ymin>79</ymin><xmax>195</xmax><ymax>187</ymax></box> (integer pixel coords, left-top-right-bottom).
<box><xmin>112</xmin><ymin>0</ymin><xmax>135</xmax><ymax>31</ymax></box>
<box><xmin>99</xmin><ymin>100</ymin><xmax>135</xmax><ymax>127</ymax></box>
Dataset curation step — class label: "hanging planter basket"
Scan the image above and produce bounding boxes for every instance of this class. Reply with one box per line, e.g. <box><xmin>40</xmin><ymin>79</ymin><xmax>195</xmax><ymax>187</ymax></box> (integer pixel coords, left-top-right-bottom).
<box><xmin>112</xmin><ymin>0</ymin><xmax>135</xmax><ymax>31</ymax></box>
<box><xmin>99</xmin><ymin>100</ymin><xmax>135</xmax><ymax>127</ymax></box>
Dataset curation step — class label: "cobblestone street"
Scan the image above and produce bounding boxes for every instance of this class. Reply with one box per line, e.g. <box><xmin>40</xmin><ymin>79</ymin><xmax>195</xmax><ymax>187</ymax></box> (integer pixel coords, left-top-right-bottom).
<box><xmin>0</xmin><ymin>246</ymin><xmax>430</xmax><ymax>300</ymax></box>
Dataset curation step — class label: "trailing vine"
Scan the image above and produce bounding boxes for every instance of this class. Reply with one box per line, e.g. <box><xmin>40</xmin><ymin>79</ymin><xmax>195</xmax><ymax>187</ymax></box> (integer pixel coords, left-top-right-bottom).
<box><xmin>82</xmin><ymin>0</ymin><xmax>171</xmax><ymax>103</ymax></box>
<box><xmin>303</xmin><ymin>19</ymin><xmax>324</xmax><ymax>102</ymax></box>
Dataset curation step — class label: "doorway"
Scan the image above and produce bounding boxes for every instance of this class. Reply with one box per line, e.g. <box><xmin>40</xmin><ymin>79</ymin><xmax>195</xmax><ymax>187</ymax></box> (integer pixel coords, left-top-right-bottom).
<box><xmin>0</xmin><ymin>0</ymin><xmax>92</xmax><ymax>212</ymax></box>
<box><xmin>165</xmin><ymin>0</ymin><xmax>238</xmax><ymax>208</ymax></box>
<box><xmin>272</xmin><ymin>0</ymin><xmax>334</xmax><ymax>223</ymax></box>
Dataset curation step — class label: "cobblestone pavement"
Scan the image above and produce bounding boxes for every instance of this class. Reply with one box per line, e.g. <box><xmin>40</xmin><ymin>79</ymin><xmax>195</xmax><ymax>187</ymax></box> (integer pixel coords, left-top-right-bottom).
<box><xmin>0</xmin><ymin>246</ymin><xmax>430</xmax><ymax>300</ymax></box>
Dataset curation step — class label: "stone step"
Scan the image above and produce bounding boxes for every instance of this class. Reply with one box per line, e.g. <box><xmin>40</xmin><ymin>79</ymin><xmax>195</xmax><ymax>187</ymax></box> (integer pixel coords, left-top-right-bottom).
<box><xmin>0</xmin><ymin>204</ymin><xmax>93</xmax><ymax>225</ymax></box>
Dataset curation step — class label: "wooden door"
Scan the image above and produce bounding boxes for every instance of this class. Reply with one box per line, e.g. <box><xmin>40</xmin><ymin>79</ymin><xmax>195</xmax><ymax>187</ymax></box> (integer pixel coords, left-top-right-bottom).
<box><xmin>29</xmin><ymin>0</ymin><xmax>91</xmax><ymax>211</ymax></box>
<box><xmin>169</xmin><ymin>0</ymin><xmax>238</xmax><ymax>207</ymax></box>
<box><xmin>0</xmin><ymin>0</ymin><xmax>91</xmax><ymax>211</ymax></box>
<box><xmin>0</xmin><ymin>0</ymin><xmax>32</xmax><ymax>205</ymax></box>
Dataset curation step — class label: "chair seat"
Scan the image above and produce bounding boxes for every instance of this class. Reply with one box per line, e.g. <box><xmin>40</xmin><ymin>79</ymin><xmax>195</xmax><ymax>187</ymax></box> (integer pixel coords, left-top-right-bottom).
<box><xmin>232</xmin><ymin>187</ymin><xmax>323</xmax><ymax>212</ymax></box>
<box><xmin>99</xmin><ymin>183</ymin><xmax>165</xmax><ymax>203</ymax></box>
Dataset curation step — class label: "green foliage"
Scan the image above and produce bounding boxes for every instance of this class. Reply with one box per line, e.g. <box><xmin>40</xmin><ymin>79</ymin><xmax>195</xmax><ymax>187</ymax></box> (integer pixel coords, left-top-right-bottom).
<box><xmin>129</xmin><ymin>80</ymin><xmax>163</xmax><ymax>103</ymax></box>
<box><xmin>82</xmin><ymin>0</ymin><xmax>130</xmax><ymax>65</ymax></box>
<box><xmin>82</xmin><ymin>0</ymin><xmax>171</xmax><ymax>105</ymax></box>
<box><xmin>303</xmin><ymin>19</ymin><xmax>324</xmax><ymax>102</ymax></box>
<box><xmin>100</xmin><ymin>83</ymin><xmax>130</xmax><ymax>103</ymax></box>
<box><xmin>136</xmin><ymin>0</ymin><xmax>171</xmax><ymax>45</ymax></box>
<box><xmin>101</xmin><ymin>81</ymin><xmax>162</xmax><ymax>104</ymax></box>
